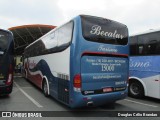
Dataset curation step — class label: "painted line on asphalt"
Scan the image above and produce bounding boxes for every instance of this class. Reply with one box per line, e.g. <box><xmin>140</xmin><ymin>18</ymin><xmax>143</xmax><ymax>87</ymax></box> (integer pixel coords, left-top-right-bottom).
<box><xmin>124</xmin><ymin>99</ymin><xmax>158</xmax><ymax>108</ymax></box>
<box><xmin>14</xmin><ymin>82</ymin><xmax>43</xmax><ymax>108</ymax></box>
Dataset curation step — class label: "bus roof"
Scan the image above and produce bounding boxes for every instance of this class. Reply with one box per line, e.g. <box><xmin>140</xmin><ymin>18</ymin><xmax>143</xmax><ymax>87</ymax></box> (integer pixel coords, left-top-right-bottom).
<box><xmin>0</xmin><ymin>28</ymin><xmax>12</xmax><ymax>34</ymax></box>
<box><xmin>131</xmin><ymin>28</ymin><xmax>160</xmax><ymax>37</ymax></box>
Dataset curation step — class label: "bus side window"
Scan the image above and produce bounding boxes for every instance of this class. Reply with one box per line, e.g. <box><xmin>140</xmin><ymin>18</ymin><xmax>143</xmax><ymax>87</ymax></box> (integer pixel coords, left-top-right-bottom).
<box><xmin>137</xmin><ymin>35</ymin><xmax>148</xmax><ymax>55</ymax></box>
<box><xmin>130</xmin><ymin>36</ymin><xmax>138</xmax><ymax>56</ymax></box>
<box><xmin>43</xmin><ymin>31</ymin><xmax>58</xmax><ymax>50</ymax></box>
<box><xmin>155</xmin><ymin>41</ymin><xmax>160</xmax><ymax>54</ymax></box>
<box><xmin>57</xmin><ymin>22</ymin><xmax>73</xmax><ymax>48</ymax></box>
<box><xmin>138</xmin><ymin>46</ymin><xmax>144</xmax><ymax>55</ymax></box>
<box><xmin>147</xmin><ymin>40</ymin><xmax>157</xmax><ymax>55</ymax></box>
<box><xmin>137</xmin><ymin>44</ymin><xmax>146</xmax><ymax>55</ymax></box>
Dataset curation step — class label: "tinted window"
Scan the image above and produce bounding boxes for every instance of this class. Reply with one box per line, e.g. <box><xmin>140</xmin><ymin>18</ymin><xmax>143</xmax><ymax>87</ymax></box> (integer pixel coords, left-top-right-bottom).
<box><xmin>57</xmin><ymin>22</ymin><xmax>73</xmax><ymax>47</ymax></box>
<box><xmin>137</xmin><ymin>35</ymin><xmax>147</xmax><ymax>55</ymax></box>
<box><xmin>25</xmin><ymin>21</ymin><xmax>73</xmax><ymax>57</ymax></box>
<box><xmin>81</xmin><ymin>15</ymin><xmax>128</xmax><ymax>45</ymax></box>
<box><xmin>147</xmin><ymin>40</ymin><xmax>158</xmax><ymax>55</ymax></box>
<box><xmin>43</xmin><ymin>31</ymin><xmax>58</xmax><ymax>49</ymax></box>
<box><xmin>0</xmin><ymin>31</ymin><xmax>9</xmax><ymax>54</ymax></box>
<box><xmin>130</xmin><ymin>31</ymin><xmax>160</xmax><ymax>56</ymax></box>
<box><xmin>129</xmin><ymin>36</ymin><xmax>138</xmax><ymax>55</ymax></box>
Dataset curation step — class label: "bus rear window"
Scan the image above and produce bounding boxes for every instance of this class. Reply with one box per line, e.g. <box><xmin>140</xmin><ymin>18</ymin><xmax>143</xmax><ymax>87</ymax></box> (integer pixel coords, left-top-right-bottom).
<box><xmin>0</xmin><ymin>31</ymin><xmax>9</xmax><ymax>53</ymax></box>
<box><xmin>81</xmin><ymin>15</ymin><xmax>128</xmax><ymax>45</ymax></box>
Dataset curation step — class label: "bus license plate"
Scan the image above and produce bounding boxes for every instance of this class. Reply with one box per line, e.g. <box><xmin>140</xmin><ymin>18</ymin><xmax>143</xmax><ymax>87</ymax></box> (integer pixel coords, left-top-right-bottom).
<box><xmin>103</xmin><ymin>87</ymin><xmax>113</xmax><ymax>93</ymax></box>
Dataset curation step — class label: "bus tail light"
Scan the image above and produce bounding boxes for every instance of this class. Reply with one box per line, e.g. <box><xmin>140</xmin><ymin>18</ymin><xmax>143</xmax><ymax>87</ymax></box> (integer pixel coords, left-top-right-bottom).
<box><xmin>6</xmin><ymin>64</ymin><xmax>13</xmax><ymax>85</ymax></box>
<box><xmin>73</xmin><ymin>74</ymin><xmax>81</xmax><ymax>91</ymax></box>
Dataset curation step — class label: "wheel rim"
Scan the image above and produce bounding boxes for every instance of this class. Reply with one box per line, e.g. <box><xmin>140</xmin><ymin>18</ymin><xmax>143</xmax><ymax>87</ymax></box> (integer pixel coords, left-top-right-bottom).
<box><xmin>130</xmin><ymin>83</ymin><xmax>140</xmax><ymax>95</ymax></box>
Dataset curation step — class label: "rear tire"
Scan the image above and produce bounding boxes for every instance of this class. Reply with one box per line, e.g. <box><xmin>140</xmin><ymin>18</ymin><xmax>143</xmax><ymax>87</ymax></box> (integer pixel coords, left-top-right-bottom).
<box><xmin>129</xmin><ymin>80</ymin><xmax>144</xmax><ymax>98</ymax></box>
<box><xmin>43</xmin><ymin>80</ymin><xmax>49</xmax><ymax>97</ymax></box>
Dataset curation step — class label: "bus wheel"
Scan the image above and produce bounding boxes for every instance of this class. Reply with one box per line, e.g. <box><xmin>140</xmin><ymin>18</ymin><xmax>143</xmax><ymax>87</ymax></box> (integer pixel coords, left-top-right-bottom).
<box><xmin>43</xmin><ymin>80</ymin><xmax>49</xmax><ymax>97</ymax></box>
<box><xmin>129</xmin><ymin>80</ymin><xmax>144</xmax><ymax>98</ymax></box>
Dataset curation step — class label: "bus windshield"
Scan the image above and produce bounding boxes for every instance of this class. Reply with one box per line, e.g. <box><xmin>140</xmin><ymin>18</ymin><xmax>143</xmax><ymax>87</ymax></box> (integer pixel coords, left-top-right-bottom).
<box><xmin>0</xmin><ymin>29</ymin><xmax>14</xmax><ymax>95</ymax></box>
<box><xmin>0</xmin><ymin>31</ymin><xmax>9</xmax><ymax>55</ymax></box>
<box><xmin>81</xmin><ymin>15</ymin><xmax>128</xmax><ymax>45</ymax></box>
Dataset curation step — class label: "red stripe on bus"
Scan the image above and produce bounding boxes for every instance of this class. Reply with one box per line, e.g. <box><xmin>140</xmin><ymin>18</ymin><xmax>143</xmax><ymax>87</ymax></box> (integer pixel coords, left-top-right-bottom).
<box><xmin>82</xmin><ymin>51</ymin><xmax>128</xmax><ymax>57</ymax></box>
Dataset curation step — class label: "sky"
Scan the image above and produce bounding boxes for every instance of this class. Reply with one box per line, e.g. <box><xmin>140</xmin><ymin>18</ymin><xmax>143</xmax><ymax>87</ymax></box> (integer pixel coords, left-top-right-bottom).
<box><xmin>0</xmin><ymin>0</ymin><xmax>160</xmax><ymax>35</ymax></box>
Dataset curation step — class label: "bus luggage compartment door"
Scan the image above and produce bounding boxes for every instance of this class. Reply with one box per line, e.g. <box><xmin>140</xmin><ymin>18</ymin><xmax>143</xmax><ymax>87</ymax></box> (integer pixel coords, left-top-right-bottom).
<box><xmin>80</xmin><ymin>55</ymin><xmax>128</xmax><ymax>95</ymax></box>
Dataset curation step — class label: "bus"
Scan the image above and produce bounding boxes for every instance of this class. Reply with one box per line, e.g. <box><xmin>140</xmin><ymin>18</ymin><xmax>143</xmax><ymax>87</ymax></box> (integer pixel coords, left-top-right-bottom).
<box><xmin>23</xmin><ymin>15</ymin><xmax>129</xmax><ymax>108</ymax></box>
<box><xmin>0</xmin><ymin>29</ymin><xmax>14</xmax><ymax>95</ymax></box>
<box><xmin>129</xmin><ymin>29</ymin><xmax>160</xmax><ymax>99</ymax></box>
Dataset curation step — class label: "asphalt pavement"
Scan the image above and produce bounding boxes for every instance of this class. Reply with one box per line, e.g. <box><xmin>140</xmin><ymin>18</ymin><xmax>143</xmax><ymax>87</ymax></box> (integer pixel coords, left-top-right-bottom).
<box><xmin>0</xmin><ymin>77</ymin><xmax>159</xmax><ymax>120</ymax></box>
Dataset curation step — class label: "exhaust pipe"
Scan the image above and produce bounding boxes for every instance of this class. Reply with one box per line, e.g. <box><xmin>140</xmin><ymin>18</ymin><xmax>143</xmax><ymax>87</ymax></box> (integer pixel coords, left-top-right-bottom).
<box><xmin>87</xmin><ymin>101</ymin><xmax>93</xmax><ymax>107</ymax></box>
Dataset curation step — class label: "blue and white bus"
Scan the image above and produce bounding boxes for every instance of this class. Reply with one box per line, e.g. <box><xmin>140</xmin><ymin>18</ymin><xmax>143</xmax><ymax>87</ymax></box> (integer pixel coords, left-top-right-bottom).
<box><xmin>24</xmin><ymin>15</ymin><xmax>129</xmax><ymax>108</ymax></box>
<box><xmin>0</xmin><ymin>29</ymin><xmax>14</xmax><ymax>95</ymax></box>
<box><xmin>129</xmin><ymin>29</ymin><xmax>160</xmax><ymax>99</ymax></box>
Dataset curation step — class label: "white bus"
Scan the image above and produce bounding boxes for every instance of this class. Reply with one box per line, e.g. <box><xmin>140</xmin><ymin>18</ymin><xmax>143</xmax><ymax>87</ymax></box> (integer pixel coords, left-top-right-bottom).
<box><xmin>129</xmin><ymin>29</ymin><xmax>160</xmax><ymax>99</ymax></box>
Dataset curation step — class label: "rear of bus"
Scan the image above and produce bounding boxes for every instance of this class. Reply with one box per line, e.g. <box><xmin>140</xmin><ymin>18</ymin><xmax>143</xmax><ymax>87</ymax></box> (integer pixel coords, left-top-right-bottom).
<box><xmin>0</xmin><ymin>29</ymin><xmax>14</xmax><ymax>95</ymax></box>
<box><xmin>70</xmin><ymin>15</ymin><xmax>129</xmax><ymax>108</ymax></box>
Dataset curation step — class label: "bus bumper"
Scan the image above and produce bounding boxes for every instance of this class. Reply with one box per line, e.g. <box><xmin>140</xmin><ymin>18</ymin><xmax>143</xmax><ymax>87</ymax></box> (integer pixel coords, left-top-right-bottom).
<box><xmin>0</xmin><ymin>84</ymin><xmax>13</xmax><ymax>95</ymax></box>
<box><xmin>70</xmin><ymin>89</ymin><xmax>127</xmax><ymax>108</ymax></box>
